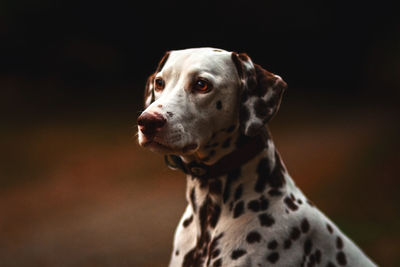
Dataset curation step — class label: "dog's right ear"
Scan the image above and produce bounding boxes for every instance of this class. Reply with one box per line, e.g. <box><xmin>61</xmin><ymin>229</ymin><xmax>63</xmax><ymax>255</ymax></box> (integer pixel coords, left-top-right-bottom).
<box><xmin>143</xmin><ymin>51</ymin><xmax>170</xmax><ymax>108</ymax></box>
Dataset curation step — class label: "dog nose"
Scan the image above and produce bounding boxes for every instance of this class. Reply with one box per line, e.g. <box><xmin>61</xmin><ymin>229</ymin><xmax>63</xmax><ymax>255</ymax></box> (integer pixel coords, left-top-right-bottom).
<box><xmin>137</xmin><ymin>112</ymin><xmax>166</xmax><ymax>136</ymax></box>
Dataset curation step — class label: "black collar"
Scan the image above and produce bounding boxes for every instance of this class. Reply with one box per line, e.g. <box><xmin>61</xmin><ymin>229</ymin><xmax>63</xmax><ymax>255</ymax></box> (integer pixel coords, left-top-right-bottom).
<box><xmin>164</xmin><ymin>135</ymin><xmax>266</xmax><ymax>180</ymax></box>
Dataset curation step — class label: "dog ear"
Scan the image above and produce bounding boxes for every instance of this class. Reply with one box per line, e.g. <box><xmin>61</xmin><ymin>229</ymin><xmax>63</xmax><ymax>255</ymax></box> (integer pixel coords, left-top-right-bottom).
<box><xmin>144</xmin><ymin>73</ymin><xmax>155</xmax><ymax>108</ymax></box>
<box><xmin>143</xmin><ymin>51</ymin><xmax>170</xmax><ymax>108</ymax></box>
<box><xmin>232</xmin><ymin>52</ymin><xmax>287</xmax><ymax>137</ymax></box>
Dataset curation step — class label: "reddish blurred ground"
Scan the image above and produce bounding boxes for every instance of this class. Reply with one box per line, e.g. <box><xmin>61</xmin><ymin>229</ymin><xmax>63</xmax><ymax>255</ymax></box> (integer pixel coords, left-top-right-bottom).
<box><xmin>0</xmin><ymin>102</ymin><xmax>399</xmax><ymax>266</ymax></box>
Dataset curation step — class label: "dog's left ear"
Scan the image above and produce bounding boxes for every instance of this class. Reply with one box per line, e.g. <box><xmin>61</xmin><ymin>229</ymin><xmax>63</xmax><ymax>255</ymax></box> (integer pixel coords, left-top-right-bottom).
<box><xmin>143</xmin><ymin>51</ymin><xmax>170</xmax><ymax>108</ymax></box>
<box><xmin>232</xmin><ymin>52</ymin><xmax>287</xmax><ymax>137</ymax></box>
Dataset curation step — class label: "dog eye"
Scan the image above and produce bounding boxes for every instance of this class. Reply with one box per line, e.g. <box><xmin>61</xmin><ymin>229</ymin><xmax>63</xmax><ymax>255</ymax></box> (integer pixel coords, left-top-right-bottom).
<box><xmin>154</xmin><ymin>78</ymin><xmax>165</xmax><ymax>91</ymax></box>
<box><xmin>193</xmin><ymin>79</ymin><xmax>211</xmax><ymax>93</ymax></box>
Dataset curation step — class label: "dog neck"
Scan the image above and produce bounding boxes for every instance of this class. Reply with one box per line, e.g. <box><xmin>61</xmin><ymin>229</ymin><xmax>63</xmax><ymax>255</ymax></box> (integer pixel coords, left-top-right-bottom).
<box><xmin>186</xmin><ymin>124</ymin><xmax>245</xmax><ymax>165</ymax></box>
<box><xmin>167</xmin><ymin>134</ymin><xmax>265</xmax><ymax>181</ymax></box>
<box><xmin>178</xmin><ymin>128</ymin><xmax>296</xmax><ymax>241</ymax></box>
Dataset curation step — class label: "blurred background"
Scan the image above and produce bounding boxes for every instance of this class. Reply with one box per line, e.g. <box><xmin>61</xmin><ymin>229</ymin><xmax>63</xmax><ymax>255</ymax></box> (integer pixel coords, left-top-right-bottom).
<box><xmin>0</xmin><ymin>0</ymin><xmax>399</xmax><ymax>266</ymax></box>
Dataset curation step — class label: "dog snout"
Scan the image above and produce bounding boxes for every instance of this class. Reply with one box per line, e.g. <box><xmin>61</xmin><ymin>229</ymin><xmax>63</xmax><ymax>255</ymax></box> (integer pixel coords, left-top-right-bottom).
<box><xmin>137</xmin><ymin>112</ymin><xmax>167</xmax><ymax>137</ymax></box>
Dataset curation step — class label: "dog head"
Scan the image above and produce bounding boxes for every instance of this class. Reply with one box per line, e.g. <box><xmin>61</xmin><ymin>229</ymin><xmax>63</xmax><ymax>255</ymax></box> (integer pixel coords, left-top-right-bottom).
<box><xmin>138</xmin><ymin>48</ymin><xmax>287</xmax><ymax>156</ymax></box>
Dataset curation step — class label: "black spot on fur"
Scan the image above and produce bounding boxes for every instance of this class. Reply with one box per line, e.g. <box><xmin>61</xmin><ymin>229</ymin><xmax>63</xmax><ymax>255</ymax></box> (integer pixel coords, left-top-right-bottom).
<box><xmin>336</xmin><ymin>236</ymin><xmax>344</xmax><ymax>250</ymax></box>
<box><xmin>211</xmin><ymin>249</ymin><xmax>221</xmax><ymax>259</ymax></box>
<box><xmin>266</xmin><ymin>252</ymin><xmax>280</xmax><ymax>263</ymax></box>
<box><xmin>290</xmin><ymin>227</ymin><xmax>301</xmax><ymax>240</ymax></box>
<box><xmin>254</xmin><ymin>158</ymin><xmax>272</xmax><ymax>193</ymax></box>
<box><xmin>175</xmin><ymin>250</ymin><xmax>179</xmax><ymax>256</ymax></box>
<box><xmin>209</xmin><ymin>204</ymin><xmax>221</xmax><ymax>228</ymax></box>
<box><xmin>254</xmin><ymin>153</ymin><xmax>286</xmax><ymax>193</ymax></box>
<box><xmin>183</xmin><ymin>196</ymin><xmax>216</xmax><ymax>266</ymax></box>
<box><xmin>207</xmin><ymin>233</ymin><xmax>224</xmax><ymax>266</ymax></box>
<box><xmin>231</xmin><ymin>249</ymin><xmax>247</xmax><ymax>260</ymax></box>
<box><xmin>258</xmin><ymin>213</ymin><xmax>275</xmax><ymax>227</ymax></box>
<box><xmin>223</xmin><ymin>168</ymin><xmax>241</xmax><ymax>203</ymax></box>
<box><xmin>248</xmin><ymin>196</ymin><xmax>269</xmax><ymax>212</ymax></box>
<box><xmin>254</xmin><ymin>98</ymin><xmax>269</xmax><ymax>118</ymax></box>
<box><xmin>211</xmin><ymin>249</ymin><xmax>220</xmax><ymax>259</ymax></box>
<box><xmin>246</xmin><ymin>122</ymin><xmax>263</xmax><ymax>136</ymax></box>
<box><xmin>327</xmin><ymin>223</ymin><xmax>334</xmax><ymax>234</ymax></box>
<box><xmin>301</xmin><ymin>218</ymin><xmax>310</xmax><ymax>233</ymax></box>
<box><xmin>336</xmin><ymin>251</ymin><xmax>347</xmax><ymax>265</ymax></box>
<box><xmin>183</xmin><ymin>215</ymin><xmax>193</xmax><ymax>227</ymax></box>
<box><xmin>233</xmin><ymin>201</ymin><xmax>245</xmax><ymax>218</ymax></box>
<box><xmin>247</xmin><ymin>199</ymin><xmax>260</xmax><ymax>212</ymax></box>
<box><xmin>304</xmin><ymin>239</ymin><xmax>313</xmax><ymax>255</ymax></box>
<box><xmin>315</xmin><ymin>249</ymin><xmax>322</xmax><ymax>263</ymax></box>
<box><xmin>199</xmin><ymin>197</ymin><xmax>211</xmax><ymax>230</ymax></box>
<box><xmin>284</xmin><ymin>196</ymin><xmax>299</xmax><ymax>211</ymax></box>
<box><xmin>269</xmin><ymin>151</ymin><xmax>286</xmax><ymax>187</ymax></box>
<box><xmin>246</xmin><ymin>231</ymin><xmax>261</xmax><ymax>244</ymax></box>
<box><xmin>284</xmin><ymin>239</ymin><xmax>292</xmax><ymax>249</ymax></box>
<box><xmin>268</xmin><ymin>189</ymin><xmax>282</xmax><ymax>196</ymax></box>
<box><xmin>259</xmin><ymin>195</ymin><xmax>269</xmax><ymax>210</ymax></box>
<box><xmin>190</xmin><ymin>187</ymin><xmax>197</xmax><ymax>213</ymax></box>
<box><xmin>308</xmin><ymin>254</ymin><xmax>316</xmax><ymax>267</ymax></box>
<box><xmin>267</xmin><ymin>240</ymin><xmax>278</xmax><ymax>250</ymax></box>
<box><xmin>234</xmin><ymin>184</ymin><xmax>243</xmax><ymax>201</ymax></box>
<box><xmin>182</xmin><ymin>249</ymin><xmax>197</xmax><ymax>267</ymax></box>
<box><xmin>216</xmin><ymin>100</ymin><xmax>222</xmax><ymax>110</ymax></box>
<box><xmin>327</xmin><ymin>261</ymin><xmax>337</xmax><ymax>267</ymax></box>
<box><xmin>213</xmin><ymin>258</ymin><xmax>222</xmax><ymax>267</ymax></box>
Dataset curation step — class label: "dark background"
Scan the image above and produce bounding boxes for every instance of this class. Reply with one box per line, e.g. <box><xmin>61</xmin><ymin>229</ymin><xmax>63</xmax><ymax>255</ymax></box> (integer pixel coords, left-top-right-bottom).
<box><xmin>2</xmin><ymin>0</ymin><xmax>399</xmax><ymax>117</ymax></box>
<box><xmin>1</xmin><ymin>1</ymin><xmax>399</xmax><ymax>266</ymax></box>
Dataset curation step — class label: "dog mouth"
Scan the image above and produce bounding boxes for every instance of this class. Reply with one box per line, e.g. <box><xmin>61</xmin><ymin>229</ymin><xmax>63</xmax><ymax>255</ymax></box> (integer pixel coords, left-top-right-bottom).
<box><xmin>143</xmin><ymin>139</ymin><xmax>172</xmax><ymax>150</ymax></box>
<box><xmin>141</xmin><ymin>138</ymin><xmax>198</xmax><ymax>154</ymax></box>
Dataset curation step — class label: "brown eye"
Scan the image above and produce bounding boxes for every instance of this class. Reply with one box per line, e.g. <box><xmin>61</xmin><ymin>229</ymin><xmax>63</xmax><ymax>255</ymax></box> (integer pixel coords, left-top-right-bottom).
<box><xmin>193</xmin><ymin>79</ymin><xmax>210</xmax><ymax>92</ymax></box>
<box><xmin>154</xmin><ymin>78</ymin><xmax>165</xmax><ymax>91</ymax></box>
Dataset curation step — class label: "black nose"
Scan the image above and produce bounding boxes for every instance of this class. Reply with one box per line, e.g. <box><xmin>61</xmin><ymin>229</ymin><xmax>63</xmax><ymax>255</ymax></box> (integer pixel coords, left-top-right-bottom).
<box><xmin>137</xmin><ymin>112</ymin><xmax>166</xmax><ymax>137</ymax></box>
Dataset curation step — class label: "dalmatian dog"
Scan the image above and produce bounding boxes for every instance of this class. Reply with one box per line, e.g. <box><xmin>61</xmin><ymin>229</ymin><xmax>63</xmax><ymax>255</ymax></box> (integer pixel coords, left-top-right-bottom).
<box><xmin>137</xmin><ymin>48</ymin><xmax>376</xmax><ymax>267</ymax></box>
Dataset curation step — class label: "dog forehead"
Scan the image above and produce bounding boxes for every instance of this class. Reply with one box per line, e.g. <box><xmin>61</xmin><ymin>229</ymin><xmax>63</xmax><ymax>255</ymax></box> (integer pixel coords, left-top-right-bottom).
<box><xmin>164</xmin><ymin>48</ymin><xmax>233</xmax><ymax>73</ymax></box>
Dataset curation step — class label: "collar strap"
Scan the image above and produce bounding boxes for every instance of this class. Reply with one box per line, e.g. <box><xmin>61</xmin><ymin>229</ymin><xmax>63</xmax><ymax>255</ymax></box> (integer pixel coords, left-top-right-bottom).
<box><xmin>164</xmin><ymin>135</ymin><xmax>265</xmax><ymax>180</ymax></box>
